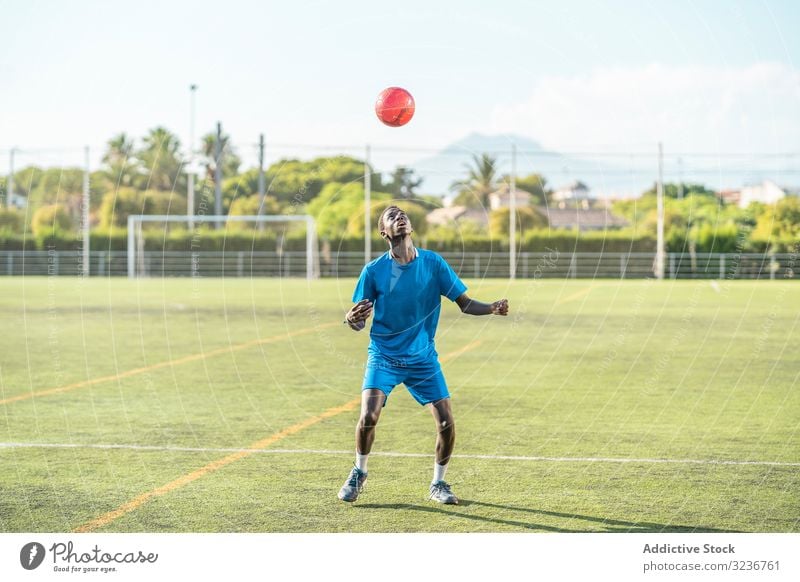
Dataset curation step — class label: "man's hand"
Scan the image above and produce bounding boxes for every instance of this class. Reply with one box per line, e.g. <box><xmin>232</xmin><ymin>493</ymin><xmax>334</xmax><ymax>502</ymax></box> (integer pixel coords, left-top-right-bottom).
<box><xmin>345</xmin><ymin>299</ymin><xmax>373</xmax><ymax>331</ymax></box>
<box><xmin>491</xmin><ymin>299</ymin><xmax>509</xmax><ymax>316</ymax></box>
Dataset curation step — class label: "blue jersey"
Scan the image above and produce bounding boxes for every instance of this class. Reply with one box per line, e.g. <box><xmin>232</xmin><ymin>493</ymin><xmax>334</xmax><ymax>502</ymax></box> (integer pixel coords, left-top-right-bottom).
<box><xmin>352</xmin><ymin>248</ymin><xmax>467</xmax><ymax>364</ymax></box>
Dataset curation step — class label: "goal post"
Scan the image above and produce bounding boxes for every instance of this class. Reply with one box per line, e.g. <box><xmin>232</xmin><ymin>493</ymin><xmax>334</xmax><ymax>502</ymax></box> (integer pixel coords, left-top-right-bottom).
<box><xmin>127</xmin><ymin>214</ymin><xmax>318</xmax><ymax>279</ymax></box>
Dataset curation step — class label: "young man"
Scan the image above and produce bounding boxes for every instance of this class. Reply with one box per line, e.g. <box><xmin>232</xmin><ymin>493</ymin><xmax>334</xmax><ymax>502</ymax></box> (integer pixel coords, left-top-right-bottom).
<box><xmin>339</xmin><ymin>205</ymin><xmax>509</xmax><ymax>504</ymax></box>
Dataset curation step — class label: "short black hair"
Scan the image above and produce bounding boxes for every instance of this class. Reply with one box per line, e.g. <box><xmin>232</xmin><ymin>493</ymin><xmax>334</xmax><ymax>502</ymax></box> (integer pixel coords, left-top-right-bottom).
<box><xmin>378</xmin><ymin>205</ymin><xmax>402</xmax><ymax>234</ymax></box>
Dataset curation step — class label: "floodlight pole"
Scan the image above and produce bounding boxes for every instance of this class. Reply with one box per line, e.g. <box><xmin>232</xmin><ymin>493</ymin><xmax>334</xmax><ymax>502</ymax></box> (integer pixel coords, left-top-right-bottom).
<box><xmin>82</xmin><ymin>146</ymin><xmax>90</xmax><ymax>277</ymax></box>
<box><xmin>188</xmin><ymin>84</ymin><xmax>197</xmax><ymax>230</ymax></box>
<box><xmin>258</xmin><ymin>133</ymin><xmax>265</xmax><ymax>231</ymax></box>
<box><xmin>364</xmin><ymin>144</ymin><xmax>371</xmax><ymax>264</ymax></box>
<box><xmin>510</xmin><ymin>143</ymin><xmax>517</xmax><ymax>279</ymax></box>
<box><xmin>127</xmin><ymin>216</ymin><xmax>135</xmax><ymax>278</ymax></box>
<box><xmin>214</xmin><ymin>122</ymin><xmax>223</xmax><ymax>229</ymax></box>
<box><xmin>7</xmin><ymin>147</ymin><xmax>15</xmax><ymax>207</ymax></box>
<box><xmin>656</xmin><ymin>142</ymin><xmax>665</xmax><ymax>280</ymax></box>
<box><xmin>305</xmin><ymin>215</ymin><xmax>315</xmax><ymax>280</ymax></box>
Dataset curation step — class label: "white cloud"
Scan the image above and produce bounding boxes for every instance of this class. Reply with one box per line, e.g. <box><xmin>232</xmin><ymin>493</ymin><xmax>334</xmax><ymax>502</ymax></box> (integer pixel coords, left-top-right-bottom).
<box><xmin>490</xmin><ymin>62</ymin><xmax>800</xmax><ymax>153</ymax></box>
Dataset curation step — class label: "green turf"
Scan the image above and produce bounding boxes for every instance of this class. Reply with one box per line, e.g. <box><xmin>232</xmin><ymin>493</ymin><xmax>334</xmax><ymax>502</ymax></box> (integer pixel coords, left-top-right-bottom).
<box><xmin>0</xmin><ymin>277</ymin><xmax>797</xmax><ymax>532</ymax></box>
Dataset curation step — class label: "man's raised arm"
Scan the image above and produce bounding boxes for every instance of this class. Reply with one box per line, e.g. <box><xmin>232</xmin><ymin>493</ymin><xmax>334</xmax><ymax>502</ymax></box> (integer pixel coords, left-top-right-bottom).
<box><xmin>455</xmin><ymin>293</ymin><xmax>509</xmax><ymax>316</ymax></box>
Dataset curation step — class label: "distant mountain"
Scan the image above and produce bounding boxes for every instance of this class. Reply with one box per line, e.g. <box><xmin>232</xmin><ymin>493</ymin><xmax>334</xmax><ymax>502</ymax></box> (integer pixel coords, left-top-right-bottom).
<box><xmin>409</xmin><ymin>132</ymin><xmax>652</xmax><ymax>199</ymax></box>
<box><xmin>407</xmin><ymin>132</ymin><xmax>797</xmax><ymax>199</ymax></box>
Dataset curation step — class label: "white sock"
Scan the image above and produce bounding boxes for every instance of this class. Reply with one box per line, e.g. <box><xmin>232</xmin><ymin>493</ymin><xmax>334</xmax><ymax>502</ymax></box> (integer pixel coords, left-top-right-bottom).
<box><xmin>433</xmin><ymin>462</ymin><xmax>448</xmax><ymax>484</ymax></box>
<box><xmin>356</xmin><ymin>452</ymin><xmax>369</xmax><ymax>473</ymax></box>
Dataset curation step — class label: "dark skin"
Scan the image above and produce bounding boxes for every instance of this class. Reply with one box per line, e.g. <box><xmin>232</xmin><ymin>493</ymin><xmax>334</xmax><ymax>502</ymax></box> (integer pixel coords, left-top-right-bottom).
<box><xmin>346</xmin><ymin>206</ymin><xmax>509</xmax><ymax>464</ymax></box>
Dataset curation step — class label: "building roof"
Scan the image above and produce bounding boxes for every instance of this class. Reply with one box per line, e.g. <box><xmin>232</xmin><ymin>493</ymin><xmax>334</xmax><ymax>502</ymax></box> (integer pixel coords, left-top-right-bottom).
<box><xmin>538</xmin><ymin>206</ymin><xmax>628</xmax><ymax>230</ymax></box>
<box><xmin>556</xmin><ymin>180</ymin><xmax>589</xmax><ymax>191</ymax></box>
<box><xmin>426</xmin><ymin>206</ymin><xmax>489</xmax><ymax>226</ymax></box>
<box><xmin>552</xmin><ymin>180</ymin><xmax>591</xmax><ymax>201</ymax></box>
<box><xmin>488</xmin><ymin>185</ymin><xmax>533</xmax><ymax>210</ymax></box>
<box><xmin>489</xmin><ymin>184</ymin><xmax>533</xmax><ymax>198</ymax></box>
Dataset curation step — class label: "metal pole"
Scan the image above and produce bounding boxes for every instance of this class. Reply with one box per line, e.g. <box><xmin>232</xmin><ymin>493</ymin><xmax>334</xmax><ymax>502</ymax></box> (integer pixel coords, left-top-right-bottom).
<box><xmin>306</xmin><ymin>216</ymin><xmax>313</xmax><ymax>281</ymax></box>
<box><xmin>509</xmin><ymin>143</ymin><xmax>517</xmax><ymax>279</ymax></box>
<box><xmin>214</xmin><ymin>122</ymin><xmax>223</xmax><ymax>229</ymax></box>
<box><xmin>127</xmin><ymin>215</ymin><xmax>135</xmax><ymax>278</ymax></box>
<box><xmin>364</xmin><ymin>144</ymin><xmax>371</xmax><ymax>264</ymax></box>
<box><xmin>656</xmin><ymin>142</ymin><xmax>665</xmax><ymax>280</ymax></box>
<box><xmin>8</xmin><ymin>147</ymin><xmax>15</xmax><ymax>207</ymax></box>
<box><xmin>258</xmin><ymin>133</ymin><xmax>265</xmax><ymax>231</ymax></box>
<box><xmin>83</xmin><ymin>146</ymin><xmax>90</xmax><ymax>277</ymax></box>
<box><xmin>188</xmin><ymin>84</ymin><xmax>197</xmax><ymax>230</ymax></box>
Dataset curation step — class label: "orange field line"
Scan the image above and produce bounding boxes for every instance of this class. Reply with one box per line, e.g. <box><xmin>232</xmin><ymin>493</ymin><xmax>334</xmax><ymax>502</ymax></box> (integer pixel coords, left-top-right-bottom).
<box><xmin>0</xmin><ymin>322</ymin><xmax>339</xmax><ymax>406</ymax></box>
<box><xmin>555</xmin><ymin>286</ymin><xmax>593</xmax><ymax>305</ymax></box>
<box><xmin>72</xmin><ymin>339</ymin><xmax>482</xmax><ymax>533</ymax></box>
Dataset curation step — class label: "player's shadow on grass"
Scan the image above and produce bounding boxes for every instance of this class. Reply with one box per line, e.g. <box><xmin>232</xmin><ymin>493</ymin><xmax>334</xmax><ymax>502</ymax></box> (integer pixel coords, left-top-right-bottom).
<box><xmin>356</xmin><ymin>501</ymin><xmax>738</xmax><ymax>533</ymax></box>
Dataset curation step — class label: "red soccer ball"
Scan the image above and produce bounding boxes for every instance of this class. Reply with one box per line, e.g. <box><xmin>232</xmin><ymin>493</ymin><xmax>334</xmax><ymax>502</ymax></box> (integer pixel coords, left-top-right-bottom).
<box><xmin>375</xmin><ymin>87</ymin><xmax>415</xmax><ymax>127</ymax></box>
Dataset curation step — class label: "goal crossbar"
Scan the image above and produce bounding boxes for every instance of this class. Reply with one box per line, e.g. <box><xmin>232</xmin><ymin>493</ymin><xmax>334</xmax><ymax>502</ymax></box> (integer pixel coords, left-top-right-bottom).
<box><xmin>127</xmin><ymin>214</ymin><xmax>317</xmax><ymax>279</ymax></box>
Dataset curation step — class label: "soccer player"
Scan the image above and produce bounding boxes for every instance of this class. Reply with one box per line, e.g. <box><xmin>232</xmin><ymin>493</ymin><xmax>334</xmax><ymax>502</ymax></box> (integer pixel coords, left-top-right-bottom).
<box><xmin>338</xmin><ymin>205</ymin><xmax>509</xmax><ymax>504</ymax></box>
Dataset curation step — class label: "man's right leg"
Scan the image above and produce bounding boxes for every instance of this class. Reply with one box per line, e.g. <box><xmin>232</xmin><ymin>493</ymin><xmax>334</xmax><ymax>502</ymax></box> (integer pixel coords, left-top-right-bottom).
<box><xmin>356</xmin><ymin>389</ymin><xmax>385</xmax><ymax>461</ymax></box>
<box><xmin>338</xmin><ymin>389</ymin><xmax>385</xmax><ymax>502</ymax></box>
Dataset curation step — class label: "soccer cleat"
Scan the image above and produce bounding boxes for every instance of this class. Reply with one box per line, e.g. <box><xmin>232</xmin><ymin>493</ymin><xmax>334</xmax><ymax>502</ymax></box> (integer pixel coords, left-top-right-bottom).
<box><xmin>429</xmin><ymin>480</ymin><xmax>459</xmax><ymax>505</ymax></box>
<box><xmin>338</xmin><ymin>466</ymin><xmax>367</xmax><ymax>502</ymax></box>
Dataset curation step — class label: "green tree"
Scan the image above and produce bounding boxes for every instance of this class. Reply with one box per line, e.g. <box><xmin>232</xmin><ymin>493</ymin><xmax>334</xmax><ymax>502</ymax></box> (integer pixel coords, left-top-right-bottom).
<box><xmin>641</xmin><ymin>182</ymin><xmax>716</xmax><ymax>200</ymax></box>
<box><xmin>102</xmin><ymin>133</ymin><xmax>139</xmax><ymax>188</ymax></box>
<box><xmin>6</xmin><ymin>166</ymin><xmax>40</xmax><ymax>199</ymax></box>
<box><xmin>22</xmin><ymin>167</ymin><xmax>84</xmax><ymax>209</ymax></box>
<box><xmin>770</xmin><ymin>196</ymin><xmax>800</xmax><ymax>236</ymax></box>
<box><xmin>489</xmin><ymin>206</ymin><xmax>548</xmax><ymax>237</ymax></box>
<box><xmin>385</xmin><ymin>166</ymin><xmax>423</xmax><ymax>199</ymax></box>
<box><xmin>31</xmin><ymin>204</ymin><xmax>73</xmax><ymax>237</ymax></box>
<box><xmin>752</xmin><ymin>197</ymin><xmax>800</xmax><ymax>250</ymax></box>
<box><xmin>505</xmin><ymin>172</ymin><xmax>547</xmax><ymax>205</ymax></box>
<box><xmin>450</xmin><ymin>154</ymin><xmax>498</xmax><ymax>208</ymax></box>
<box><xmin>306</xmin><ymin>182</ymin><xmax>427</xmax><ymax>240</ymax></box>
<box><xmin>307</xmin><ymin>182</ymin><xmax>387</xmax><ymax>239</ymax></box>
<box><xmin>138</xmin><ymin>127</ymin><xmax>185</xmax><ymax>191</ymax></box>
<box><xmin>227</xmin><ymin>194</ymin><xmax>281</xmax><ymax>229</ymax></box>
<box><xmin>260</xmin><ymin>156</ymin><xmax>378</xmax><ymax>206</ymax></box>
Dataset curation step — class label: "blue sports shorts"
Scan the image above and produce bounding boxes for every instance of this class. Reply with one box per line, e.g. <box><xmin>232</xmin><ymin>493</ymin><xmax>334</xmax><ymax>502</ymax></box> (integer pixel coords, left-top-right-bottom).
<box><xmin>362</xmin><ymin>352</ymin><xmax>449</xmax><ymax>406</ymax></box>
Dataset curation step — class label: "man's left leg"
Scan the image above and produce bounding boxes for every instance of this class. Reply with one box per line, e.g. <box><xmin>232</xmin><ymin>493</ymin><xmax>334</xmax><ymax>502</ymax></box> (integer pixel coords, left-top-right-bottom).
<box><xmin>429</xmin><ymin>397</ymin><xmax>458</xmax><ymax>505</ymax></box>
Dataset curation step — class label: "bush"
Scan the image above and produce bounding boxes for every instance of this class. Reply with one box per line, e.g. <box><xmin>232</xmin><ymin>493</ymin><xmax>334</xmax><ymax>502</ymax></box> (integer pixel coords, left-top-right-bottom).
<box><xmin>520</xmin><ymin>230</ymin><xmax>656</xmax><ymax>253</ymax></box>
<box><xmin>31</xmin><ymin>204</ymin><xmax>73</xmax><ymax>237</ymax></box>
<box><xmin>425</xmin><ymin>235</ymin><xmax>502</xmax><ymax>253</ymax></box>
<box><xmin>692</xmin><ymin>223</ymin><xmax>740</xmax><ymax>253</ymax></box>
<box><xmin>134</xmin><ymin>229</ymin><xmax>279</xmax><ymax>252</ymax></box>
<box><xmin>0</xmin><ymin>208</ymin><xmax>24</xmax><ymax>234</ymax></box>
<box><xmin>90</xmin><ymin>229</ymin><xmax>129</xmax><ymax>251</ymax></box>
<box><xmin>0</xmin><ymin>234</ymin><xmax>29</xmax><ymax>250</ymax></box>
<box><xmin>98</xmin><ymin>188</ymin><xmax>187</xmax><ymax>228</ymax></box>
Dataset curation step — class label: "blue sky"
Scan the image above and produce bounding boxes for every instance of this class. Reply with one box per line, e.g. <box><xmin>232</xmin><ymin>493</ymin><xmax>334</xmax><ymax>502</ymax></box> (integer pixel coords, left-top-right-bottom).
<box><xmin>1</xmin><ymin>0</ymin><xmax>798</xmax><ymax>173</ymax></box>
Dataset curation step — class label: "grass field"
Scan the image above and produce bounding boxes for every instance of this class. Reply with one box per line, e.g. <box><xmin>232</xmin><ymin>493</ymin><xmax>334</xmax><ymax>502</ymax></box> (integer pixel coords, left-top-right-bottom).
<box><xmin>0</xmin><ymin>276</ymin><xmax>797</xmax><ymax>533</ymax></box>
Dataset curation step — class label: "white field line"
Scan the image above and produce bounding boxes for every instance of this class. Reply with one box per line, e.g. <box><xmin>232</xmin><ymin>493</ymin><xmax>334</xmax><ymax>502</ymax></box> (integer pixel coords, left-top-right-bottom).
<box><xmin>0</xmin><ymin>442</ymin><xmax>798</xmax><ymax>467</ymax></box>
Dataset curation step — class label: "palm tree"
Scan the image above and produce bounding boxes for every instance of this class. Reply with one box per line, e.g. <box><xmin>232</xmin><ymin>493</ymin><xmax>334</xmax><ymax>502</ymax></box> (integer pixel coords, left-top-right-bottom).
<box><xmin>450</xmin><ymin>153</ymin><xmax>498</xmax><ymax>208</ymax></box>
<box><xmin>102</xmin><ymin>133</ymin><xmax>138</xmax><ymax>187</ymax></box>
<box><xmin>386</xmin><ymin>166</ymin><xmax>423</xmax><ymax>199</ymax></box>
<box><xmin>138</xmin><ymin>127</ymin><xmax>184</xmax><ymax>191</ymax></box>
<box><xmin>200</xmin><ymin>131</ymin><xmax>242</xmax><ymax>182</ymax></box>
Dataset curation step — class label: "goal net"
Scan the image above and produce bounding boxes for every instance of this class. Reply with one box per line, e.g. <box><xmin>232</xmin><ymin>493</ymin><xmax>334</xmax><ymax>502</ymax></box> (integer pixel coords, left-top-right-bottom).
<box><xmin>126</xmin><ymin>214</ymin><xmax>318</xmax><ymax>279</ymax></box>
